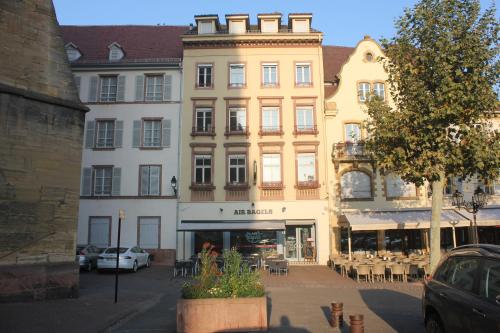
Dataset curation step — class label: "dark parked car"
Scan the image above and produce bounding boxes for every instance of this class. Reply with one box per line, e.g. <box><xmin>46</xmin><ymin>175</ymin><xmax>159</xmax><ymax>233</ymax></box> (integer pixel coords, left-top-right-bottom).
<box><xmin>76</xmin><ymin>245</ymin><xmax>101</xmax><ymax>271</ymax></box>
<box><xmin>422</xmin><ymin>244</ymin><xmax>500</xmax><ymax>333</ymax></box>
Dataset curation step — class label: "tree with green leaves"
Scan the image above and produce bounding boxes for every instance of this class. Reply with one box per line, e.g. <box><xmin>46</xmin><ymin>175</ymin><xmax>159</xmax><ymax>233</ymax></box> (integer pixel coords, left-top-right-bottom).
<box><xmin>365</xmin><ymin>0</ymin><xmax>499</xmax><ymax>271</ymax></box>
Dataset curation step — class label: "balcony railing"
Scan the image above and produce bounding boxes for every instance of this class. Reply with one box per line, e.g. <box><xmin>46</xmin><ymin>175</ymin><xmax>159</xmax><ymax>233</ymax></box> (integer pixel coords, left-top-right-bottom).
<box><xmin>258</xmin><ymin>126</ymin><xmax>283</xmax><ymax>136</ymax></box>
<box><xmin>332</xmin><ymin>142</ymin><xmax>371</xmax><ymax>160</ymax></box>
<box><xmin>224</xmin><ymin>125</ymin><xmax>249</xmax><ymax>136</ymax></box>
<box><xmin>184</xmin><ymin>28</ymin><xmax>321</xmax><ymax>35</ymax></box>
<box><xmin>294</xmin><ymin>125</ymin><xmax>318</xmax><ymax>135</ymax></box>
<box><xmin>191</xmin><ymin>126</ymin><xmax>215</xmax><ymax>136</ymax></box>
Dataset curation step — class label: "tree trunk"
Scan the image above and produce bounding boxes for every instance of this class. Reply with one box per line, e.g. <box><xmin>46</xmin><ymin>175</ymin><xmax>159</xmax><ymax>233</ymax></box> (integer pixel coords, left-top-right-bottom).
<box><xmin>430</xmin><ymin>178</ymin><xmax>444</xmax><ymax>273</ymax></box>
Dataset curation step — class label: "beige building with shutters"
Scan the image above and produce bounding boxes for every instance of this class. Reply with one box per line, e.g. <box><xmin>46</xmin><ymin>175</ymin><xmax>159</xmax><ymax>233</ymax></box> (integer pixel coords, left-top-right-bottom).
<box><xmin>61</xmin><ymin>26</ymin><xmax>187</xmax><ymax>264</ymax></box>
<box><xmin>176</xmin><ymin>13</ymin><xmax>332</xmax><ymax>265</ymax></box>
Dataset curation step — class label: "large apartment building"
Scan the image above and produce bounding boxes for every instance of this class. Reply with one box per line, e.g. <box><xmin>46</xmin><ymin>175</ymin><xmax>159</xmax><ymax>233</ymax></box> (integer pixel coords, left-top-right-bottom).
<box><xmin>61</xmin><ymin>26</ymin><xmax>187</xmax><ymax>264</ymax></box>
<box><xmin>177</xmin><ymin>14</ymin><xmax>331</xmax><ymax>264</ymax></box>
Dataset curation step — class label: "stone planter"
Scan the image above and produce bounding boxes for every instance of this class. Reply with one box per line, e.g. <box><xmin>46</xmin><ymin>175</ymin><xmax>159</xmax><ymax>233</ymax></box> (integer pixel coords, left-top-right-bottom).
<box><xmin>177</xmin><ymin>296</ymin><xmax>268</xmax><ymax>332</ymax></box>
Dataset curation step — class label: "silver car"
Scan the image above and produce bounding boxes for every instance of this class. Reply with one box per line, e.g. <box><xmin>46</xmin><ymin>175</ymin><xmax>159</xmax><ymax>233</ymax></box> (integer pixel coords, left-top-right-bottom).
<box><xmin>97</xmin><ymin>246</ymin><xmax>151</xmax><ymax>272</ymax></box>
<box><xmin>76</xmin><ymin>245</ymin><xmax>101</xmax><ymax>271</ymax></box>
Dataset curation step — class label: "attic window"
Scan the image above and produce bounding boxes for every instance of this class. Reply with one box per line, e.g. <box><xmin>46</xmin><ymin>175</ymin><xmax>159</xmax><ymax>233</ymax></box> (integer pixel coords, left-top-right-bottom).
<box><xmin>108</xmin><ymin>44</ymin><xmax>124</xmax><ymax>61</ymax></box>
<box><xmin>65</xmin><ymin>44</ymin><xmax>81</xmax><ymax>62</ymax></box>
<box><xmin>198</xmin><ymin>21</ymin><xmax>214</xmax><ymax>34</ymax></box>
<box><xmin>365</xmin><ymin>52</ymin><xmax>374</xmax><ymax>62</ymax></box>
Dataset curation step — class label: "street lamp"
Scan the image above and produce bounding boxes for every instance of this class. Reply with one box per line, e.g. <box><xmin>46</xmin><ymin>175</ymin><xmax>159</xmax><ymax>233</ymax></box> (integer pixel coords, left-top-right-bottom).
<box><xmin>170</xmin><ymin>176</ymin><xmax>177</xmax><ymax>196</ymax></box>
<box><xmin>452</xmin><ymin>186</ymin><xmax>488</xmax><ymax>244</ymax></box>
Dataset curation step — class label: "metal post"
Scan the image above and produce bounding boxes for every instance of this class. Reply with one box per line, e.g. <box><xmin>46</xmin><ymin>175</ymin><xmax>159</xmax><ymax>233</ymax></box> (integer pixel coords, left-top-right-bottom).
<box><xmin>347</xmin><ymin>227</ymin><xmax>352</xmax><ymax>261</ymax></box>
<box><xmin>473</xmin><ymin>213</ymin><xmax>479</xmax><ymax>244</ymax></box>
<box><xmin>114</xmin><ymin>216</ymin><xmax>122</xmax><ymax>304</ymax></box>
<box><xmin>452</xmin><ymin>226</ymin><xmax>457</xmax><ymax>248</ymax></box>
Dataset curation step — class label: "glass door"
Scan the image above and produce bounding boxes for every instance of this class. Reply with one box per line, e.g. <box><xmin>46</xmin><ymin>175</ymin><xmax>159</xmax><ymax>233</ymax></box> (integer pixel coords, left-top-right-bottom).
<box><xmin>285</xmin><ymin>226</ymin><xmax>313</xmax><ymax>261</ymax></box>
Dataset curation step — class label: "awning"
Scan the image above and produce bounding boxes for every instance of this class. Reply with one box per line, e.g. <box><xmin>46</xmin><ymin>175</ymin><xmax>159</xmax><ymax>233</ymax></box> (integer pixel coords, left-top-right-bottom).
<box><xmin>178</xmin><ymin>220</ymin><xmax>285</xmax><ymax>231</ymax></box>
<box><xmin>457</xmin><ymin>208</ymin><xmax>500</xmax><ymax>227</ymax></box>
<box><xmin>340</xmin><ymin>209</ymin><xmax>470</xmax><ymax>231</ymax></box>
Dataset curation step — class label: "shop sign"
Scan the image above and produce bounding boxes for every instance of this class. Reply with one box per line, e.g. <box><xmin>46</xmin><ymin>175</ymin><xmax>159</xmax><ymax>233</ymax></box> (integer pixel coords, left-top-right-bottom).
<box><xmin>234</xmin><ymin>209</ymin><xmax>273</xmax><ymax>215</ymax></box>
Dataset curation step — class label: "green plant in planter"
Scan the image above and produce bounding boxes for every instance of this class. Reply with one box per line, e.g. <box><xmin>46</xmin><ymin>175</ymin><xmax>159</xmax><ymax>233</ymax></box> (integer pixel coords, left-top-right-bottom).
<box><xmin>182</xmin><ymin>248</ymin><xmax>265</xmax><ymax>299</ymax></box>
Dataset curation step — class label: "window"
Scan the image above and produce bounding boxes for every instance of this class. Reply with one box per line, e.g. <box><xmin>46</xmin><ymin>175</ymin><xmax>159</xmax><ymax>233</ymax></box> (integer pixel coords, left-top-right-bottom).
<box><xmin>344</xmin><ymin>123</ymin><xmax>362</xmax><ymax>142</ymax></box>
<box><xmin>140</xmin><ymin>166</ymin><xmax>161</xmax><ymax>196</ymax></box>
<box><xmin>228</xmin><ymin>155</ymin><xmax>246</xmax><ymax>184</ymax></box>
<box><xmin>358</xmin><ymin>82</ymin><xmax>370</xmax><ymax>102</ymax></box>
<box><xmin>261</xmin><ymin>106</ymin><xmax>280</xmax><ymax>132</ymax></box>
<box><xmin>296</xmin><ymin>63</ymin><xmax>312</xmax><ymax>86</ymax></box>
<box><xmin>145</xmin><ymin>75</ymin><xmax>164</xmax><ymax>101</ymax></box>
<box><xmin>66</xmin><ymin>46</ymin><xmax>81</xmax><ymax>62</ymax></box>
<box><xmin>297</xmin><ymin>153</ymin><xmax>316</xmax><ymax>183</ymax></box>
<box><xmin>444</xmin><ymin>176</ymin><xmax>463</xmax><ymax>195</ymax></box>
<box><xmin>229</xmin><ymin>64</ymin><xmax>245</xmax><ymax>87</ymax></box>
<box><xmin>100</xmin><ymin>76</ymin><xmax>118</xmax><ymax>102</ymax></box>
<box><xmin>479</xmin><ymin>259</ymin><xmax>500</xmax><ymax>302</ymax></box>
<box><xmin>262</xmin><ymin>63</ymin><xmax>278</xmax><ymax>86</ymax></box>
<box><xmin>296</xmin><ymin>106</ymin><xmax>314</xmax><ymax>131</ymax></box>
<box><xmin>93</xmin><ymin>167</ymin><xmax>113</xmax><ymax>196</ymax></box>
<box><xmin>262</xmin><ymin>154</ymin><xmax>281</xmax><ymax>183</ymax></box>
<box><xmin>444</xmin><ymin>257</ymin><xmax>480</xmax><ymax>293</ymax></box>
<box><xmin>138</xmin><ymin>217</ymin><xmax>160</xmax><ymax>249</ymax></box>
<box><xmin>261</xmin><ymin>19</ymin><xmax>278</xmax><ymax>33</ymax></box>
<box><xmin>194</xmin><ymin>155</ymin><xmax>212</xmax><ymax>184</ymax></box>
<box><xmin>95</xmin><ymin>120</ymin><xmax>115</xmax><ymax>148</ymax></box>
<box><xmin>109</xmin><ymin>45</ymin><xmax>124</xmax><ymax>61</ymax></box>
<box><xmin>373</xmin><ymin>83</ymin><xmax>385</xmax><ymax>101</ymax></box>
<box><xmin>89</xmin><ymin>217</ymin><xmax>110</xmax><ymax>248</ymax></box>
<box><xmin>341</xmin><ymin>171</ymin><xmax>372</xmax><ymax>199</ymax></box>
<box><xmin>195</xmin><ymin>108</ymin><xmax>213</xmax><ymax>132</ymax></box>
<box><xmin>198</xmin><ymin>21</ymin><xmax>214</xmax><ymax>34</ymax></box>
<box><xmin>385</xmin><ymin>174</ymin><xmax>417</xmax><ymax>198</ymax></box>
<box><xmin>142</xmin><ymin>120</ymin><xmax>162</xmax><ymax>147</ymax></box>
<box><xmin>229</xmin><ymin>107</ymin><xmax>246</xmax><ymax>132</ymax></box>
<box><xmin>197</xmin><ymin>64</ymin><xmax>213</xmax><ymax>88</ymax></box>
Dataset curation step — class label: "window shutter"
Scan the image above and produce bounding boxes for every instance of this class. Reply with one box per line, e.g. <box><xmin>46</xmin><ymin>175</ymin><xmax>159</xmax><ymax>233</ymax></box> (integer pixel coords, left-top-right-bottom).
<box><xmin>132</xmin><ymin>120</ymin><xmax>142</xmax><ymax>148</ymax></box>
<box><xmin>116</xmin><ymin>75</ymin><xmax>126</xmax><ymax>101</ymax></box>
<box><xmin>135</xmin><ymin>75</ymin><xmax>145</xmax><ymax>101</ymax></box>
<box><xmin>163</xmin><ymin>75</ymin><xmax>172</xmax><ymax>100</ymax></box>
<box><xmin>81</xmin><ymin>167</ymin><xmax>92</xmax><ymax>196</ymax></box>
<box><xmin>88</xmin><ymin>76</ymin><xmax>98</xmax><ymax>102</ymax></box>
<box><xmin>140</xmin><ymin>167</ymin><xmax>149</xmax><ymax>195</ymax></box>
<box><xmin>114</xmin><ymin>120</ymin><xmax>124</xmax><ymax>148</ymax></box>
<box><xmin>162</xmin><ymin>119</ymin><xmax>171</xmax><ymax>147</ymax></box>
<box><xmin>74</xmin><ymin>76</ymin><xmax>81</xmax><ymax>98</ymax></box>
<box><xmin>84</xmin><ymin>120</ymin><xmax>95</xmax><ymax>149</ymax></box>
<box><xmin>112</xmin><ymin>167</ymin><xmax>121</xmax><ymax>196</ymax></box>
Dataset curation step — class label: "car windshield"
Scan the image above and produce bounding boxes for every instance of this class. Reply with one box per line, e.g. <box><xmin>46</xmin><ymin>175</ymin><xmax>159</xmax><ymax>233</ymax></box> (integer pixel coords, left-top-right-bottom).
<box><xmin>105</xmin><ymin>247</ymin><xmax>128</xmax><ymax>254</ymax></box>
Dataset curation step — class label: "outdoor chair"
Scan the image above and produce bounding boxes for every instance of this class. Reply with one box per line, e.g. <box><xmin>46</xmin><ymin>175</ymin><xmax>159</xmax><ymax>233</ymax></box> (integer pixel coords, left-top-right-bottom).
<box><xmin>268</xmin><ymin>260</ymin><xmax>279</xmax><ymax>275</ymax></box>
<box><xmin>183</xmin><ymin>260</ymin><xmax>195</xmax><ymax>277</ymax></box>
<box><xmin>372</xmin><ymin>263</ymin><xmax>386</xmax><ymax>282</ymax></box>
<box><xmin>277</xmin><ymin>260</ymin><xmax>289</xmax><ymax>276</ymax></box>
<box><xmin>408</xmin><ymin>264</ymin><xmax>420</xmax><ymax>280</ymax></box>
<box><xmin>390</xmin><ymin>264</ymin><xmax>405</xmax><ymax>282</ymax></box>
<box><xmin>173</xmin><ymin>260</ymin><xmax>184</xmax><ymax>277</ymax></box>
<box><xmin>353</xmin><ymin>264</ymin><xmax>371</xmax><ymax>283</ymax></box>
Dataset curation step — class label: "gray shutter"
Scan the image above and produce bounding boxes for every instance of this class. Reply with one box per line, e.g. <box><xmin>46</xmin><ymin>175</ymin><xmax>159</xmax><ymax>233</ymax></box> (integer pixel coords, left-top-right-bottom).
<box><xmin>88</xmin><ymin>76</ymin><xmax>98</xmax><ymax>102</ymax></box>
<box><xmin>81</xmin><ymin>168</ymin><xmax>92</xmax><ymax>196</ymax></box>
<box><xmin>74</xmin><ymin>76</ymin><xmax>81</xmax><ymax>98</ymax></box>
<box><xmin>132</xmin><ymin>120</ymin><xmax>142</xmax><ymax>148</ymax></box>
<box><xmin>114</xmin><ymin>120</ymin><xmax>123</xmax><ymax>148</ymax></box>
<box><xmin>140</xmin><ymin>166</ymin><xmax>149</xmax><ymax>195</ymax></box>
<box><xmin>85</xmin><ymin>120</ymin><xmax>95</xmax><ymax>149</ymax></box>
<box><xmin>163</xmin><ymin>75</ymin><xmax>172</xmax><ymax>100</ymax></box>
<box><xmin>112</xmin><ymin>167</ymin><xmax>121</xmax><ymax>196</ymax></box>
<box><xmin>117</xmin><ymin>75</ymin><xmax>126</xmax><ymax>102</ymax></box>
<box><xmin>162</xmin><ymin>119</ymin><xmax>171</xmax><ymax>147</ymax></box>
<box><xmin>135</xmin><ymin>75</ymin><xmax>144</xmax><ymax>101</ymax></box>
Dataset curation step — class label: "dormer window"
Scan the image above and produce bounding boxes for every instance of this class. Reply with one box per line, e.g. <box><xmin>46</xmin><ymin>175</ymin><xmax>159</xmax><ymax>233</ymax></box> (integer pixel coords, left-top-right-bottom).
<box><xmin>261</xmin><ymin>19</ymin><xmax>278</xmax><ymax>33</ymax></box>
<box><xmin>198</xmin><ymin>21</ymin><xmax>214</xmax><ymax>34</ymax></box>
<box><xmin>65</xmin><ymin>43</ymin><xmax>81</xmax><ymax>62</ymax></box>
<box><xmin>194</xmin><ymin>15</ymin><xmax>219</xmax><ymax>34</ymax></box>
<box><xmin>288</xmin><ymin>14</ymin><xmax>312</xmax><ymax>33</ymax></box>
<box><xmin>258</xmin><ymin>14</ymin><xmax>281</xmax><ymax>33</ymax></box>
<box><xmin>108</xmin><ymin>43</ymin><xmax>124</xmax><ymax>61</ymax></box>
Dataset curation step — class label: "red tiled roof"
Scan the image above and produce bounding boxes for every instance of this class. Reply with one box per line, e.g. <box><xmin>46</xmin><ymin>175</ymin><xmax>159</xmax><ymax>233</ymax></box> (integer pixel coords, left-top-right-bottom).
<box><xmin>322</xmin><ymin>45</ymin><xmax>355</xmax><ymax>98</ymax></box>
<box><xmin>60</xmin><ymin>25</ymin><xmax>189</xmax><ymax>63</ymax></box>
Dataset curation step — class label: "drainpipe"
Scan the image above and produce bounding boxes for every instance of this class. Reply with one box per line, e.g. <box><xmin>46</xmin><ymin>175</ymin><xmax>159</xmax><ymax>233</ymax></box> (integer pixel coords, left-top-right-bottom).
<box><xmin>175</xmin><ymin>62</ymin><xmax>184</xmax><ymax>260</ymax></box>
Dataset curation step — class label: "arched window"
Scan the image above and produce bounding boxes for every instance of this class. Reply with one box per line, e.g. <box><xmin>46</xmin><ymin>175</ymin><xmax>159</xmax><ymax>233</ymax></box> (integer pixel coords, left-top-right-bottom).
<box><xmin>385</xmin><ymin>174</ymin><xmax>417</xmax><ymax>199</ymax></box>
<box><xmin>340</xmin><ymin>171</ymin><xmax>372</xmax><ymax>199</ymax></box>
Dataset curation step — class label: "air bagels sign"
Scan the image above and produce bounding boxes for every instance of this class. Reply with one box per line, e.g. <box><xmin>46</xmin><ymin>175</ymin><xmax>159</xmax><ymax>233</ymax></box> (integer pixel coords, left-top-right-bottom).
<box><xmin>233</xmin><ymin>209</ymin><xmax>273</xmax><ymax>215</ymax></box>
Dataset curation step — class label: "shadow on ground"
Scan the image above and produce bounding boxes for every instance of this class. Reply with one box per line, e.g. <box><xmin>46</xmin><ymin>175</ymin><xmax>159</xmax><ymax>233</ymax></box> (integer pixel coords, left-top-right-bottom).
<box><xmin>359</xmin><ymin>289</ymin><xmax>424</xmax><ymax>333</ymax></box>
<box><xmin>268</xmin><ymin>316</ymin><xmax>312</xmax><ymax>333</ymax></box>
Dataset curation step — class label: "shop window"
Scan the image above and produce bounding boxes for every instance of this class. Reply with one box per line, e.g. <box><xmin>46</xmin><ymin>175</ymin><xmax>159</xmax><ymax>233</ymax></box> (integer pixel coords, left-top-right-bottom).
<box><xmin>194</xmin><ymin>231</ymin><xmax>223</xmax><ymax>254</ymax></box>
<box><xmin>230</xmin><ymin>230</ymin><xmax>278</xmax><ymax>256</ymax></box>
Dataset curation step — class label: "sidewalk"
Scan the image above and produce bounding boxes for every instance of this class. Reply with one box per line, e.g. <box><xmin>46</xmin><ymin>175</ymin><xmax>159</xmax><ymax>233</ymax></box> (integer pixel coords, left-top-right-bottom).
<box><xmin>0</xmin><ymin>266</ymin><xmax>180</xmax><ymax>333</ymax></box>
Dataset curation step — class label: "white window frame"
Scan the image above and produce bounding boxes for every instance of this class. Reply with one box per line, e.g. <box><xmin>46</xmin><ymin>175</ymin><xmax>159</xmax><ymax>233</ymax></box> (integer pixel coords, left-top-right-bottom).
<box><xmin>95</xmin><ymin>120</ymin><xmax>115</xmax><ymax>148</ymax></box>
<box><xmin>262</xmin><ymin>106</ymin><xmax>280</xmax><ymax>132</ymax></box>
<box><xmin>262</xmin><ymin>154</ymin><xmax>281</xmax><ymax>183</ymax></box>
<box><xmin>195</xmin><ymin>108</ymin><xmax>213</xmax><ymax>132</ymax></box>
<box><xmin>145</xmin><ymin>75</ymin><xmax>164</xmax><ymax>101</ymax></box>
<box><xmin>262</xmin><ymin>63</ymin><xmax>278</xmax><ymax>86</ymax></box>
<box><xmin>228</xmin><ymin>107</ymin><xmax>246</xmax><ymax>132</ymax></box>
<box><xmin>93</xmin><ymin>166</ymin><xmax>113</xmax><ymax>196</ymax></box>
<box><xmin>229</xmin><ymin>64</ymin><xmax>245</xmax><ymax>87</ymax></box>
<box><xmin>138</xmin><ymin>217</ymin><xmax>160</xmax><ymax>249</ymax></box>
<box><xmin>358</xmin><ymin>82</ymin><xmax>370</xmax><ymax>102</ymax></box>
<box><xmin>194</xmin><ymin>155</ymin><xmax>212</xmax><ymax>184</ymax></box>
<box><xmin>142</xmin><ymin>119</ymin><xmax>162</xmax><ymax>147</ymax></box>
<box><xmin>228</xmin><ymin>154</ymin><xmax>247</xmax><ymax>185</ymax></box>
<box><xmin>197</xmin><ymin>64</ymin><xmax>213</xmax><ymax>88</ymax></box>
<box><xmin>373</xmin><ymin>82</ymin><xmax>385</xmax><ymax>101</ymax></box>
<box><xmin>140</xmin><ymin>165</ymin><xmax>161</xmax><ymax>196</ymax></box>
<box><xmin>297</xmin><ymin>153</ymin><xmax>316</xmax><ymax>183</ymax></box>
<box><xmin>198</xmin><ymin>21</ymin><xmax>214</xmax><ymax>34</ymax></box>
<box><xmin>295</xmin><ymin>63</ymin><xmax>312</xmax><ymax>86</ymax></box>
<box><xmin>100</xmin><ymin>76</ymin><xmax>118</xmax><ymax>102</ymax></box>
<box><xmin>296</xmin><ymin>106</ymin><xmax>314</xmax><ymax>131</ymax></box>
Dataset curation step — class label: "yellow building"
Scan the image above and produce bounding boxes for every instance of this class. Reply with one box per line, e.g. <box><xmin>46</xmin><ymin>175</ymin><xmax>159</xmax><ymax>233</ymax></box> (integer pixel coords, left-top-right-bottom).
<box><xmin>177</xmin><ymin>13</ymin><xmax>331</xmax><ymax>264</ymax></box>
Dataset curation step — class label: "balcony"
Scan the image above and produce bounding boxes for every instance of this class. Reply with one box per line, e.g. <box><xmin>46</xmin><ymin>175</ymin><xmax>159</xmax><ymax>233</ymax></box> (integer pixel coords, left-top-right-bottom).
<box><xmin>191</xmin><ymin>126</ymin><xmax>216</xmax><ymax>137</ymax></box>
<box><xmin>293</xmin><ymin>125</ymin><xmax>318</xmax><ymax>136</ymax></box>
<box><xmin>332</xmin><ymin>142</ymin><xmax>373</xmax><ymax>172</ymax></box>
<box><xmin>258</xmin><ymin>126</ymin><xmax>283</xmax><ymax>136</ymax></box>
<box><xmin>224</xmin><ymin>125</ymin><xmax>249</xmax><ymax>137</ymax></box>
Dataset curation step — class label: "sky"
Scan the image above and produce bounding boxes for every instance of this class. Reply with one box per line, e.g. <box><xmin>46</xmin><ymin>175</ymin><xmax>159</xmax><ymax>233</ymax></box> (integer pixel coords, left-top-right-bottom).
<box><xmin>53</xmin><ymin>0</ymin><xmax>497</xmax><ymax>47</ymax></box>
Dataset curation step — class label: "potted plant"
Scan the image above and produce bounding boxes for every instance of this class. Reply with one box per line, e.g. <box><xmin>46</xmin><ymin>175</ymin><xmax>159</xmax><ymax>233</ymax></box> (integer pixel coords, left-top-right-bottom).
<box><xmin>177</xmin><ymin>247</ymin><xmax>267</xmax><ymax>333</ymax></box>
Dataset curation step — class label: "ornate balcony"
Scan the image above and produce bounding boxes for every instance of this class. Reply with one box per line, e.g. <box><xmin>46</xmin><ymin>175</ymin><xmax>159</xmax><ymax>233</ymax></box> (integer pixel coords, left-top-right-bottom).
<box><xmin>332</xmin><ymin>142</ymin><xmax>374</xmax><ymax>172</ymax></box>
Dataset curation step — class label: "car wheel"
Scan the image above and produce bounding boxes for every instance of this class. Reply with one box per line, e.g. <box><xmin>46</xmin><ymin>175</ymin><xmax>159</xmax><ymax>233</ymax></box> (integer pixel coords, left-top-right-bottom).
<box><xmin>146</xmin><ymin>257</ymin><xmax>151</xmax><ymax>268</ymax></box>
<box><xmin>132</xmin><ymin>261</ymin><xmax>138</xmax><ymax>273</ymax></box>
<box><xmin>87</xmin><ymin>262</ymin><xmax>92</xmax><ymax>272</ymax></box>
<box><xmin>426</xmin><ymin>313</ymin><xmax>444</xmax><ymax>333</ymax></box>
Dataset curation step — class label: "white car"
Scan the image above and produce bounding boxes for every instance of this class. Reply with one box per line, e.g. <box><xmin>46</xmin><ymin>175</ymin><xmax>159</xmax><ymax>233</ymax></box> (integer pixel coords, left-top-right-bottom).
<box><xmin>97</xmin><ymin>246</ymin><xmax>151</xmax><ymax>272</ymax></box>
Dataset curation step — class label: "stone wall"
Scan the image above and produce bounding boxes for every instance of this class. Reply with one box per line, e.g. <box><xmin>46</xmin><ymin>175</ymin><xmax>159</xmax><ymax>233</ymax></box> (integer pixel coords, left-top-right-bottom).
<box><xmin>0</xmin><ymin>0</ymin><xmax>86</xmax><ymax>302</ymax></box>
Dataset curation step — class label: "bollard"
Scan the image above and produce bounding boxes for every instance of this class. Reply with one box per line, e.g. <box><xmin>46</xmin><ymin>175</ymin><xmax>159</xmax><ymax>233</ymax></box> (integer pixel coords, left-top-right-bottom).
<box><xmin>330</xmin><ymin>302</ymin><xmax>344</xmax><ymax>328</ymax></box>
<box><xmin>349</xmin><ymin>314</ymin><xmax>364</xmax><ymax>333</ymax></box>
